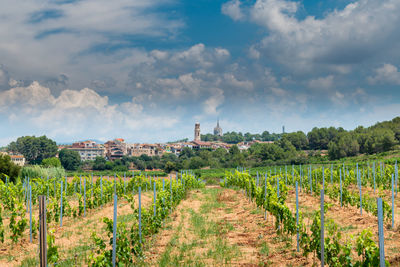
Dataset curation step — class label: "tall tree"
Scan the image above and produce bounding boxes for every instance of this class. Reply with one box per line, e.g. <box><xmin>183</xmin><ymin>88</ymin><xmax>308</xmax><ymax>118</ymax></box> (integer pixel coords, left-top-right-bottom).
<box><xmin>59</xmin><ymin>149</ymin><xmax>81</xmax><ymax>171</ymax></box>
<box><xmin>8</xmin><ymin>136</ymin><xmax>58</xmax><ymax>164</ymax></box>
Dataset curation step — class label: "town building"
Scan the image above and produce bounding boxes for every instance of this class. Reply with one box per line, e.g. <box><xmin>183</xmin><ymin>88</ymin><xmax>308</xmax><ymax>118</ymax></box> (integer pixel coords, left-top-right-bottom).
<box><xmin>10</xmin><ymin>154</ymin><xmax>26</xmax><ymax>166</ymax></box>
<box><xmin>105</xmin><ymin>139</ymin><xmax>127</xmax><ymax>160</ymax></box>
<box><xmin>69</xmin><ymin>140</ymin><xmax>105</xmax><ymax>161</ymax></box>
<box><xmin>1</xmin><ymin>152</ymin><xmax>26</xmax><ymax>166</ymax></box>
<box><xmin>192</xmin><ymin>140</ymin><xmax>212</xmax><ymax>150</ymax></box>
<box><xmin>127</xmin><ymin>143</ymin><xmax>160</xmax><ymax>157</ymax></box>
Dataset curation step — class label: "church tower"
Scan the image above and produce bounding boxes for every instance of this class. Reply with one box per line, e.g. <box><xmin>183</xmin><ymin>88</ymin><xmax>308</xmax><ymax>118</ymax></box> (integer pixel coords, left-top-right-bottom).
<box><xmin>213</xmin><ymin>119</ymin><xmax>223</xmax><ymax>136</ymax></box>
<box><xmin>194</xmin><ymin>122</ymin><xmax>201</xmax><ymax>141</ymax></box>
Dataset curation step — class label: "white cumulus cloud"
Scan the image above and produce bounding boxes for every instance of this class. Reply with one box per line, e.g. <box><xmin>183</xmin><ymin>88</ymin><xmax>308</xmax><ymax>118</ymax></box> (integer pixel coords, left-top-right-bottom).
<box><xmin>222</xmin><ymin>0</ymin><xmax>245</xmax><ymax>21</ymax></box>
<box><xmin>368</xmin><ymin>63</ymin><xmax>400</xmax><ymax>85</ymax></box>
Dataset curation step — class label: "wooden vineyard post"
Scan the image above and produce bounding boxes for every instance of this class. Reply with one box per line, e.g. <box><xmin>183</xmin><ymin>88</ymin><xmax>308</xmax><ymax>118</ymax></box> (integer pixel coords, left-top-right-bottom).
<box><xmin>320</xmin><ymin>189</ymin><xmax>324</xmax><ymax>267</ymax></box>
<box><xmin>39</xmin><ymin>195</ymin><xmax>47</xmax><ymax>267</ymax></box>
<box><xmin>377</xmin><ymin>198</ymin><xmax>385</xmax><ymax>267</ymax></box>
<box><xmin>322</xmin><ymin>166</ymin><xmax>325</xmax><ymax>191</ymax></box>
<box><xmin>296</xmin><ymin>181</ymin><xmax>299</xmax><ymax>252</ymax></box>
<box><xmin>139</xmin><ymin>187</ymin><xmax>142</xmax><ymax>243</ymax></box>
<box><xmin>112</xmin><ymin>194</ymin><xmax>117</xmax><ymax>267</ymax></box>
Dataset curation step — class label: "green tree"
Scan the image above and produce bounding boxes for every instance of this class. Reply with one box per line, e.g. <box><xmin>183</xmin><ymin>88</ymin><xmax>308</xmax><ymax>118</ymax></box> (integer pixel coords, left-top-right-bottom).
<box><xmin>58</xmin><ymin>149</ymin><xmax>81</xmax><ymax>171</ymax></box>
<box><xmin>93</xmin><ymin>156</ymin><xmax>107</xmax><ymax>170</ymax></box>
<box><xmin>188</xmin><ymin>156</ymin><xmax>205</xmax><ymax>169</ymax></box>
<box><xmin>328</xmin><ymin>132</ymin><xmax>359</xmax><ymax>159</ymax></box>
<box><xmin>283</xmin><ymin>131</ymin><xmax>308</xmax><ymax>150</ymax></box>
<box><xmin>8</xmin><ymin>136</ymin><xmax>58</xmax><ymax>164</ymax></box>
<box><xmin>0</xmin><ymin>154</ymin><xmax>21</xmax><ymax>182</ymax></box>
<box><xmin>164</xmin><ymin>161</ymin><xmax>179</xmax><ymax>173</ymax></box>
<box><xmin>179</xmin><ymin>147</ymin><xmax>195</xmax><ymax>159</ymax></box>
<box><xmin>41</xmin><ymin>157</ymin><xmax>62</xmax><ymax>168</ymax></box>
<box><xmin>364</xmin><ymin>128</ymin><xmax>396</xmax><ymax>154</ymax></box>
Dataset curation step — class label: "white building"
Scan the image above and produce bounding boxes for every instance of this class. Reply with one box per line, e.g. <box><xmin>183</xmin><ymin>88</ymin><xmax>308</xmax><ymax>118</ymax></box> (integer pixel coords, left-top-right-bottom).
<box><xmin>69</xmin><ymin>141</ymin><xmax>105</xmax><ymax>161</ymax></box>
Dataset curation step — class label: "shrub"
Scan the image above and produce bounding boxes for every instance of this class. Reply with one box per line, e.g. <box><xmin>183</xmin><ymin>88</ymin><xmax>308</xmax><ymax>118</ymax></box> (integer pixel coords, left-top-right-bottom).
<box><xmin>0</xmin><ymin>154</ymin><xmax>21</xmax><ymax>182</ymax></box>
<box><xmin>21</xmin><ymin>165</ymin><xmax>65</xmax><ymax>179</ymax></box>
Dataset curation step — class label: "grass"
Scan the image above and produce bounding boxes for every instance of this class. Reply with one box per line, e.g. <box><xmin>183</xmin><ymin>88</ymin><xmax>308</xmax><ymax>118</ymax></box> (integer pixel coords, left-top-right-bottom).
<box><xmin>259</xmin><ymin>241</ymin><xmax>270</xmax><ymax>257</ymax></box>
<box><xmin>339</xmin><ymin>224</ymin><xmax>357</xmax><ymax>232</ymax></box>
<box><xmin>157</xmin><ymin>186</ymin><xmax>242</xmax><ymax>266</ymax></box>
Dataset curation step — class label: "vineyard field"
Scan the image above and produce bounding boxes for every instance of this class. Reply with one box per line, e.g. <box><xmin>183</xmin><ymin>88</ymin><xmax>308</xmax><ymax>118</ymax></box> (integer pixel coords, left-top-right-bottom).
<box><xmin>0</xmin><ymin>162</ymin><xmax>399</xmax><ymax>266</ymax></box>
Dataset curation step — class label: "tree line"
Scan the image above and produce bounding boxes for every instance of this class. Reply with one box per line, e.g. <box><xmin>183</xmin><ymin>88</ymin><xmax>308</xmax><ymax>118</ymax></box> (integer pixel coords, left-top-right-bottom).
<box><xmin>201</xmin><ymin>117</ymin><xmax>400</xmax><ymax>160</ymax></box>
<box><xmin>1</xmin><ymin>117</ymin><xmax>399</xmax><ymax>180</ymax></box>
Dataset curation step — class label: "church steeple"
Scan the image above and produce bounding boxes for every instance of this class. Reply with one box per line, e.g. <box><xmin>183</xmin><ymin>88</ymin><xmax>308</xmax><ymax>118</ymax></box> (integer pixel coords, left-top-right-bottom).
<box><xmin>214</xmin><ymin>119</ymin><xmax>223</xmax><ymax>136</ymax></box>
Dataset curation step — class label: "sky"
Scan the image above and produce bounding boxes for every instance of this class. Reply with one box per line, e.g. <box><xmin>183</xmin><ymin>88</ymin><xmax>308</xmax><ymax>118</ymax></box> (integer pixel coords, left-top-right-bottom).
<box><xmin>0</xmin><ymin>0</ymin><xmax>399</xmax><ymax>145</ymax></box>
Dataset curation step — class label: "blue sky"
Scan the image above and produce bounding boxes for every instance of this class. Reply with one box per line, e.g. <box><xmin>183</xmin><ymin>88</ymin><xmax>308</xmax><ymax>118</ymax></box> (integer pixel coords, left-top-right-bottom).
<box><xmin>0</xmin><ymin>0</ymin><xmax>399</xmax><ymax>145</ymax></box>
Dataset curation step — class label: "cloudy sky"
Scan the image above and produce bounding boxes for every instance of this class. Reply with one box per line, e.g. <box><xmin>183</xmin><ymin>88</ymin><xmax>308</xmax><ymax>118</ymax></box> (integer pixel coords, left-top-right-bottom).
<box><xmin>0</xmin><ymin>0</ymin><xmax>399</xmax><ymax>145</ymax></box>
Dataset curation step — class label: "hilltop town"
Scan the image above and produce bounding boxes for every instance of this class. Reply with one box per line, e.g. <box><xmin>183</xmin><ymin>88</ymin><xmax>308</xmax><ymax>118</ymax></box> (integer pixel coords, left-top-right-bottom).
<box><xmin>59</xmin><ymin>121</ymin><xmax>273</xmax><ymax>162</ymax></box>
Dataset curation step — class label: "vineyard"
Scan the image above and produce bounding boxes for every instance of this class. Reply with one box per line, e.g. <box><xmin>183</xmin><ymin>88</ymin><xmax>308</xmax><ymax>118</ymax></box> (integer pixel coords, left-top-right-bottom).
<box><xmin>0</xmin><ymin>162</ymin><xmax>399</xmax><ymax>266</ymax></box>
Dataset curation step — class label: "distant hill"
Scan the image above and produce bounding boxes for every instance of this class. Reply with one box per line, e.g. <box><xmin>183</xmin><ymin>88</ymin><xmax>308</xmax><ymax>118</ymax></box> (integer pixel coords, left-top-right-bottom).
<box><xmin>57</xmin><ymin>139</ymin><xmax>105</xmax><ymax>145</ymax></box>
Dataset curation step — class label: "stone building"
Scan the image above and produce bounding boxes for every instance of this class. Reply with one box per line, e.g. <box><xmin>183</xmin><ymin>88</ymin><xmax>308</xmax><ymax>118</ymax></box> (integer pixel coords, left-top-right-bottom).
<box><xmin>213</xmin><ymin>119</ymin><xmax>223</xmax><ymax>136</ymax></box>
<box><xmin>194</xmin><ymin>122</ymin><xmax>201</xmax><ymax>142</ymax></box>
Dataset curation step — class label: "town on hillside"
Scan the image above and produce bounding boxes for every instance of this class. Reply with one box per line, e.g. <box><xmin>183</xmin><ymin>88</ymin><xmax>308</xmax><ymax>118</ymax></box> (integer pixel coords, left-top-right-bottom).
<box><xmin>59</xmin><ymin>121</ymin><xmax>274</xmax><ymax>163</ymax></box>
<box><xmin>1</xmin><ymin>121</ymin><xmax>276</xmax><ymax>165</ymax></box>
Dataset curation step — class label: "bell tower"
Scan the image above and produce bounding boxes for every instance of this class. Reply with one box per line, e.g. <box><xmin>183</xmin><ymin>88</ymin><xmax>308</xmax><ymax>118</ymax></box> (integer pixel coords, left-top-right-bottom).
<box><xmin>194</xmin><ymin>122</ymin><xmax>201</xmax><ymax>141</ymax></box>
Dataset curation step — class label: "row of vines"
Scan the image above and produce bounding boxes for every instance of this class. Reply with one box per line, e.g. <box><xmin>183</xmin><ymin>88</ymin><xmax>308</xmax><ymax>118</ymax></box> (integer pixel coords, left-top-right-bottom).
<box><xmin>222</xmin><ymin>170</ymin><xmax>391</xmax><ymax>266</ymax></box>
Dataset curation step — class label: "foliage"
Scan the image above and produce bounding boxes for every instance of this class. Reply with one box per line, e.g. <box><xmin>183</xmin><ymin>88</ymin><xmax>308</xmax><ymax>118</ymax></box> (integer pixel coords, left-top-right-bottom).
<box><xmin>21</xmin><ymin>165</ymin><xmax>65</xmax><ymax>179</ymax></box>
<box><xmin>8</xmin><ymin>135</ymin><xmax>58</xmax><ymax>164</ymax></box>
<box><xmin>59</xmin><ymin>148</ymin><xmax>81</xmax><ymax>171</ymax></box>
<box><xmin>0</xmin><ymin>154</ymin><xmax>21</xmax><ymax>182</ymax></box>
<box><xmin>41</xmin><ymin>157</ymin><xmax>61</xmax><ymax>168</ymax></box>
<box><xmin>47</xmin><ymin>229</ymin><xmax>59</xmax><ymax>265</ymax></box>
<box><xmin>89</xmin><ymin>173</ymin><xmax>204</xmax><ymax>266</ymax></box>
<box><xmin>0</xmin><ymin>205</ymin><xmax>4</xmax><ymax>243</ymax></box>
<box><xmin>222</xmin><ymin>170</ymin><xmax>388</xmax><ymax>266</ymax></box>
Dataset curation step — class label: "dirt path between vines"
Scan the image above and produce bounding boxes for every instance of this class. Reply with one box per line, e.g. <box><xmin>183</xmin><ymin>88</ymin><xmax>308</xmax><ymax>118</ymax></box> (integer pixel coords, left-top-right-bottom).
<box><xmin>145</xmin><ymin>186</ymin><xmax>312</xmax><ymax>266</ymax></box>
